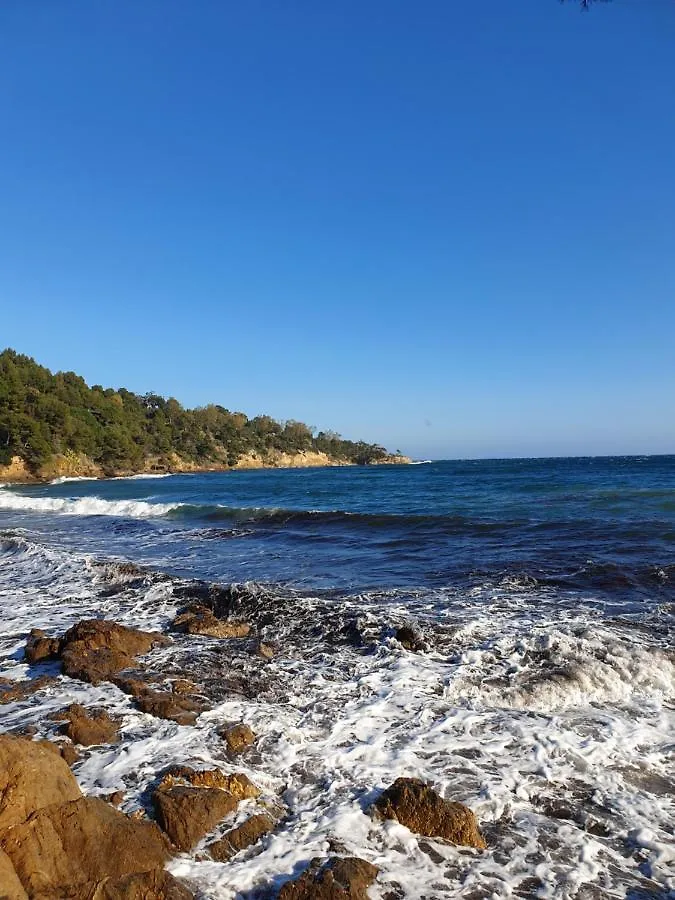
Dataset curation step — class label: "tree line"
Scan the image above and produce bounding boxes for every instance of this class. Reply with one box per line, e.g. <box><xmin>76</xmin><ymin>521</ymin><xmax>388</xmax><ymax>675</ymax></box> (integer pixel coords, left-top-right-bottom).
<box><xmin>0</xmin><ymin>349</ymin><xmax>393</xmax><ymax>474</ymax></box>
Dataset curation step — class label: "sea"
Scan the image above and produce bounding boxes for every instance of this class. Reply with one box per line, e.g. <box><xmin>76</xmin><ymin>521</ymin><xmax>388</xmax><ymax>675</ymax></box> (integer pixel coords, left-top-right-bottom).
<box><xmin>0</xmin><ymin>456</ymin><xmax>673</xmax><ymax>899</ymax></box>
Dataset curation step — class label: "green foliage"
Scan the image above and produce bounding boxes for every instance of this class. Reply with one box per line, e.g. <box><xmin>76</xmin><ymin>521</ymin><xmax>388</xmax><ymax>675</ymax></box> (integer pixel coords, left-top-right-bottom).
<box><xmin>0</xmin><ymin>349</ymin><xmax>392</xmax><ymax>474</ymax></box>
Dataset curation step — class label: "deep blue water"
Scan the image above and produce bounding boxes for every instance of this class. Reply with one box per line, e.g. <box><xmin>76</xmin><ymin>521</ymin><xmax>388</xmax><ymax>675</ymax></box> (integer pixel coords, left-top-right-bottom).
<box><xmin>1</xmin><ymin>456</ymin><xmax>674</xmax><ymax>609</ymax></box>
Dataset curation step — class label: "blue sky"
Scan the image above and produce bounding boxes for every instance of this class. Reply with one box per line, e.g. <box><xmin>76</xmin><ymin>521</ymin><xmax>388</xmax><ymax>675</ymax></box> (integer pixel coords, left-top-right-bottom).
<box><xmin>1</xmin><ymin>0</ymin><xmax>674</xmax><ymax>459</ymax></box>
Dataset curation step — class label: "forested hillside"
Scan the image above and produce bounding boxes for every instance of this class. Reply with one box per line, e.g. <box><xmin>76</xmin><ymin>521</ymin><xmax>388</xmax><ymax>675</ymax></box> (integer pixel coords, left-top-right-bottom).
<box><xmin>0</xmin><ymin>349</ymin><xmax>401</xmax><ymax>477</ymax></box>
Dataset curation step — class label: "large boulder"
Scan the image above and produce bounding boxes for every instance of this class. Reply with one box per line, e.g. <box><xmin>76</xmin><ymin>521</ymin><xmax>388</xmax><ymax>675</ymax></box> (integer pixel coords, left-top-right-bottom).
<box><xmin>208</xmin><ymin>813</ymin><xmax>275</xmax><ymax>861</ymax></box>
<box><xmin>59</xmin><ymin>620</ymin><xmax>167</xmax><ymax>685</ymax></box>
<box><xmin>152</xmin><ymin>786</ymin><xmax>238</xmax><ymax>852</ymax></box>
<box><xmin>0</xmin><ymin>735</ymin><xmax>82</xmax><ymax>832</ymax></box>
<box><xmin>58</xmin><ymin>704</ymin><xmax>121</xmax><ymax>746</ymax></box>
<box><xmin>277</xmin><ymin>857</ymin><xmax>379</xmax><ymax>900</ymax></box>
<box><xmin>0</xmin><ymin>797</ymin><xmax>170</xmax><ymax>896</ymax></box>
<box><xmin>373</xmin><ymin>778</ymin><xmax>486</xmax><ymax>849</ymax></box>
<box><xmin>31</xmin><ymin>869</ymin><xmax>193</xmax><ymax>899</ymax></box>
<box><xmin>0</xmin><ymin>848</ymin><xmax>27</xmax><ymax>899</ymax></box>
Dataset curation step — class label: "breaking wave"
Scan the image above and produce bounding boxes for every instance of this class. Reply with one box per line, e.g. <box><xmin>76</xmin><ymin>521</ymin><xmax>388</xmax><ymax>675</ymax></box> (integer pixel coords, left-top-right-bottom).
<box><xmin>0</xmin><ymin>490</ymin><xmax>179</xmax><ymax>519</ymax></box>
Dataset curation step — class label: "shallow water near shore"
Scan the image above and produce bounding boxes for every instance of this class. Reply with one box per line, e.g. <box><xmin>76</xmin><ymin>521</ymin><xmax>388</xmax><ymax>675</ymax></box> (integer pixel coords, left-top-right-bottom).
<box><xmin>0</xmin><ymin>457</ymin><xmax>673</xmax><ymax>898</ymax></box>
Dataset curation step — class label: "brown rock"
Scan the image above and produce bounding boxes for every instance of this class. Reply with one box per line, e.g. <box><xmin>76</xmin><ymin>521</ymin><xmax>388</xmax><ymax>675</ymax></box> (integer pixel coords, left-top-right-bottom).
<box><xmin>0</xmin><ymin>848</ymin><xmax>27</xmax><ymax>900</ymax></box>
<box><xmin>220</xmin><ymin>723</ymin><xmax>256</xmax><ymax>754</ymax></box>
<box><xmin>0</xmin><ymin>735</ymin><xmax>82</xmax><ymax>832</ymax></box>
<box><xmin>278</xmin><ymin>857</ymin><xmax>379</xmax><ymax>900</ymax></box>
<box><xmin>153</xmin><ymin>785</ymin><xmax>238</xmax><ymax>851</ymax></box>
<box><xmin>172</xmin><ymin>606</ymin><xmax>251</xmax><ymax>639</ymax></box>
<box><xmin>25</xmin><ymin>628</ymin><xmax>62</xmax><ymax>664</ymax></box>
<box><xmin>253</xmin><ymin>640</ymin><xmax>275</xmax><ymax>659</ymax></box>
<box><xmin>103</xmin><ymin>791</ymin><xmax>126</xmax><ymax>808</ymax></box>
<box><xmin>40</xmin><ymin>739</ymin><xmax>82</xmax><ymax>767</ymax></box>
<box><xmin>157</xmin><ymin>767</ymin><xmax>260</xmax><ymax>799</ymax></box>
<box><xmin>31</xmin><ymin>869</ymin><xmax>193</xmax><ymax>899</ymax></box>
<box><xmin>0</xmin><ymin>676</ymin><xmax>56</xmax><ymax>705</ymax></box>
<box><xmin>0</xmin><ymin>797</ymin><xmax>170</xmax><ymax>895</ymax></box>
<box><xmin>133</xmin><ymin>689</ymin><xmax>205</xmax><ymax>725</ymax></box>
<box><xmin>111</xmin><ymin>673</ymin><xmax>159</xmax><ymax>698</ymax></box>
<box><xmin>171</xmin><ymin>679</ymin><xmax>199</xmax><ymax>695</ymax></box>
<box><xmin>208</xmin><ymin>813</ymin><xmax>274</xmax><ymax>861</ymax></box>
<box><xmin>60</xmin><ymin>620</ymin><xmax>167</xmax><ymax>685</ymax></box>
<box><xmin>373</xmin><ymin>778</ymin><xmax>486</xmax><ymax>849</ymax></box>
<box><xmin>59</xmin><ymin>704</ymin><xmax>121</xmax><ymax>746</ymax></box>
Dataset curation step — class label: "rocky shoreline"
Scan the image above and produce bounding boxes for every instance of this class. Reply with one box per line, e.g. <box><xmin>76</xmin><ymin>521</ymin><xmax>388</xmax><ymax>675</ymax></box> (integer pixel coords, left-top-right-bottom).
<box><xmin>0</xmin><ymin>451</ymin><xmax>412</xmax><ymax>485</ymax></box>
<box><xmin>0</xmin><ymin>580</ymin><xmax>484</xmax><ymax>899</ymax></box>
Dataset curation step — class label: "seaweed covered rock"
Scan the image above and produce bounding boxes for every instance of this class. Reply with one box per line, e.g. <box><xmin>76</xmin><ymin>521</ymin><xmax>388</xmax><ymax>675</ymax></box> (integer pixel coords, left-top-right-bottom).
<box><xmin>278</xmin><ymin>857</ymin><xmax>379</xmax><ymax>900</ymax></box>
<box><xmin>0</xmin><ymin>734</ymin><xmax>81</xmax><ymax>831</ymax></box>
<box><xmin>373</xmin><ymin>778</ymin><xmax>486</xmax><ymax>849</ymax></box>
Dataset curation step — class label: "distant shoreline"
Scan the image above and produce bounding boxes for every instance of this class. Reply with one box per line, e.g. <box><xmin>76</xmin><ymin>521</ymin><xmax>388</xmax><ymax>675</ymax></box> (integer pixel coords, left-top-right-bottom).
<box><xmin>0</xmin><ymin>451</ymin><xmax>412</xmax><ymax>487</ymax></box>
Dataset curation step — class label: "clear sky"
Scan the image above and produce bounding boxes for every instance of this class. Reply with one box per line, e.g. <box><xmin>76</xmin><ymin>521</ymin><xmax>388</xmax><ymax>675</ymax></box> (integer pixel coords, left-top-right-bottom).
<box><xmin>1</xmin><ymin>0</ymin><xmax>674</xmax><ymax>459</ymax></box>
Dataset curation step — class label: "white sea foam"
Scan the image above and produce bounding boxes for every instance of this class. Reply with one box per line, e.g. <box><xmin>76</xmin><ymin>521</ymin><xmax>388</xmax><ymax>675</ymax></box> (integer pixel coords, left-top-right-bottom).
<box><xmin>49</xmin><ymin>475</ymin><xmax>100</xmax><ymax>485</ymax></box>
<box><xmin>0</xmin><ymin>490</ymin><xmax>179</xmax><ymax>518</ymax></box>
<box><xmin>0</xmin><ymin>536</ymin><xmax>673</xmax><ymax>899</ymax></box>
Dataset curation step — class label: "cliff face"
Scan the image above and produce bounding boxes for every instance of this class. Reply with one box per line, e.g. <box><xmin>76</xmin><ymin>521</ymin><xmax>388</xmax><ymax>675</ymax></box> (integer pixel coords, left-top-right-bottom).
<box><xmin>0</xmin><ymin>450</ymin><xmax>410</xmax><ymax>484</ymax></box>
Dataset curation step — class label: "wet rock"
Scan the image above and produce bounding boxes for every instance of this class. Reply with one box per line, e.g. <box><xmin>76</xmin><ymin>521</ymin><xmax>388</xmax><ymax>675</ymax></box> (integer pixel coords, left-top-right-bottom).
<box><xmin>33</xmin><ymin>868</ymin><xmax>194</xmax><ymax>899</ymax></box>
<box><xmin>172</xmin><ymin>604</ymin><xmax>251</xmax><ymax>639</ymax></box>
<box><xmin>0</xmin><ymin>848</ymin><xmax>27</xmax><ymax>899</ymax></box>
<box><xmin>394</xmin><ymin>626</ymin><xmax>425</xmax><ymax>652</ymax></box>
<box><xmin>171</xmin><ymin>679</ymin><xmax>200</xmax><ymax>695</ymax></box>
<box><xmin>0</xmin><ymin>735</ymin><xmax>82</xmax><ymax>831</ymax></box>
<box><xmin>133</xmin><ymin>689</ymin><xmax>205</xmax><ymax>725</ymax></box>
<box><xmin>373</xmin><ymin>778</ymin><xmax>486</xmax><ymax>849</ymax></box>
<box><xmin>25</xmin><ymin>628</ymin><xmax>62</xmax><ymax>664</ymax></box>
<box><xmin>220</xmin><ymin>723</ymin><xmax>256</xmax><ymax>753</ymax></box>
<box><xmin>0</xmin><ymin>797</ymin><xmax>170</xmax><ymax>896</ymax></box>
<box><xmin>253</xmin><ymin>640</ymin><xmax>275</xmax><ymax>659</ymax></box>
<box><xmin>111</xmin><ymin>672</ymin><xmax>159</xmax><ymax>698</ymax></box>
<box><xmin>208</xmin><ymin>812</ymin><xmax>275</xmax><ymax>861</ymax></box>
<box><xmin>0</xmin><ymin>675</ymin><xmax>57</xmax><ymax>704</ymax></box>
<box><xmin>157</xmin><ymin>766</ymin><xmax>260</xmax><ymax>799</ymax></box>
<box><xmin>60</xmin><ymin>620</ymin><xmax>167</xmax><ymax>685</ymax></box>
<box><xmin>153</xmin><ymin>785</ymin><xmax>238</xmax><ymax>851</ymax></box>
<box><xmin>278</xmin><ymin>857</ymin><xmax>379</xmax><ymax>900</ymax></box>
<box><xmin>103</xmin><ymin>791</ymin><xmax>126</xmax><ymax>808</ymax></box>
<box><xmin>58</xmin><ymin>704</ymin><xmax>121</xmax><ymax>746</ymax></box>
<box><xmin>40</xmin><ymin>739</ymin><xmax>82</xmax><ymax>767</ymax></box>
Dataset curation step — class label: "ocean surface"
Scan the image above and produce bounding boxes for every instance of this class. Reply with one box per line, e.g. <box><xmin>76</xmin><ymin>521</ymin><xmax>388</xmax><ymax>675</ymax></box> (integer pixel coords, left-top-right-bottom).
<box><xmin>0</xmin><ymin>457</ymin><xmax>673</xmax><ymax>898</ymax></box>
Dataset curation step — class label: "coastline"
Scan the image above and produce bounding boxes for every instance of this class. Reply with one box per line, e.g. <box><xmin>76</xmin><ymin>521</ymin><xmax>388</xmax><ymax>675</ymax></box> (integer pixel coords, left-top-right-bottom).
<box><xmin>0</xmin><ymin>450</ymin><xmax>412</xmax><ymax>486</ymax></box>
